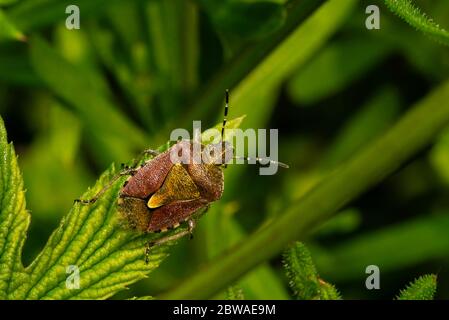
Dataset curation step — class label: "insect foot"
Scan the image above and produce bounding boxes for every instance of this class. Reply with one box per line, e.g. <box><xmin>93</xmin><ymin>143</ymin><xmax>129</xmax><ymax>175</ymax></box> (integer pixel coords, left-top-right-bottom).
<box><xmin>74</xmin><ymin>198</ymin><xmax>97</xmax><ymax>205</ymax></box>
<box><xmin>121</xmin><ymin>163</ymin><xmax>131</xmax><ymax>170</ymax></box>
<box><xmin>188</xmin><ymin>219</ymin><xmax>196</xmax><ymax>240</ymax></box>
<box><xmin>145</xmin><ymin>241</ymin><xmax>156</xmax><ymax>264</ymax></box>
<box><xmin>74</xmin><ymin>167</ymin><xmax>138</xmax><ymax>206</ymax></box>
<box><xmin>144</xmin><ymin>223</ymin><xmax>197</xmax><ymax>264</ymax></box>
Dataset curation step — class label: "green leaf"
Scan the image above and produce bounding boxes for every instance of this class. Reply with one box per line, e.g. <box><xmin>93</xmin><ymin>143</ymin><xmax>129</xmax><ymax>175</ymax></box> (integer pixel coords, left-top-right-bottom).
<box><xmin>199</xmin><ymin>0</ymin><xmax>286</xmax><ymax>42</ymax></box>
<box><xmin>323</xmin><ymin>86</ymin><xmax>401</xmax><ymax>168</ymax></box>
<box><xmin>287</xmin><ymin>38</ymin><xmax>392</xmax><ymax>105</ymax></box>
<box><xmin>0</xmin><ymin>0</ymin><xmax>19</xmax><ymax>6</ymax></box>
<box><xmin>225</xmin><ymin>285</ymin><xmax>245</xmax><ymax>300</ymax></box>
<box><xmin>183</xmin><ymin>0</ymin><xmax>327</xmax><ymax>126</ymax></box>
<box><xmin>145</xmin><ymin>0</ymin><xmax>199</xmax><ymax>112</ymax></box>
<box><xmin>21</xmin><ymin>103</ymin><xmax>90</xmax><ymax>222</ymax></box>
<box><xmin>319</xmin><ymin>281</ymin><xmax>341</xmax><ymax>300</ymax></box>
<box><xmin>7</xmin><ymin>0</ymin><xmax>126</xmax><ymax>32</ymax></box>
<box><xmin>0</xmin><ymin>116</ymin><xmax>30</xmax><ymax>299</ymax></box>
<box><xmin>397</xmin><ymin>274</ymin><xmax>437</xmax><ymax>300</ymax></box>
<box><xmin>0</xmin><ymin>9</ymin><xmax>25</xmax><ymax>42</ymax></box>
<box><xmin>283</xmin><ymin>242</ymin><xmax>320</xmax><ymax>300</ymax></box>
<box><xmin>201</xmin><ymin>115</ymin><xmax>246</xmax><ymax>144</ymax></box>
<box><xmin>314</xmin><ymin>209</ymin><xmax>361</xmax><ymax>237</ymax></box>
<box><xmin>0</xmin><ymin>49</ymin><xmax>39</xmax><ymax>85</ymax></box>
<box><xmin>283</xmin><ymin>242</ymin><xmax>341</xmax><ymax>300</ymax></box>
<box><xmin>312</xmin><ymin>214</ymin><xmax>449</xmax><ymax>282</ymax></box>
<box><xmin>87</xmin><ymin>20</ymin><xmax>156</xmax><ymax>132</ymax></box>
<box><xmin>10</xmin><ymin>162</ymin><xmax>176</xmax><ymax>299</ymax></box>
<box><xmin>430</xmin><ymin>127</ymin><xmax>449</xmax><ymax>184</ymax></box>
<box><xmin>229</xmin><ymin>0</ymin><xmax>358</xmax><ymax>130</ymax></box>
<box><xmin>128</xmin><ymin>295</ymin><xmax>154</xmax><ymax>300</ymax></box>
<box><xmin>29</xmin><ymin>35</ymin><xmax>148</xmax><ymax>167</ymax></box>
<box><xmin>384</xmin><ymin>0</ymin><xmax>449</xmax><ymax>46</ymax></box>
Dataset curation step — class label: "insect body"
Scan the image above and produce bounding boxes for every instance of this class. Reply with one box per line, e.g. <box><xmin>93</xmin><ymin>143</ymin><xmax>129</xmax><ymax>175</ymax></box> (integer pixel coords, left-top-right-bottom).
<box><xmin>75</xmin><ymin>90</ymin><xmax>287</xmax><ymax>262</ymax></box>
<box><xmin>118</xmin><ymin>139</ymin><xmax>232</xmax><ymax>232</ymax></box>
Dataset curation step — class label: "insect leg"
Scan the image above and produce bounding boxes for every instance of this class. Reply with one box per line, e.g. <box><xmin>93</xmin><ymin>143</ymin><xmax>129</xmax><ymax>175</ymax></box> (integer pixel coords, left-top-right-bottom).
<box><xmin>128</xmin><ymin>149</ymin><xmax>161</xmax><ymax>169</ymax></box>
<box><xmin>188</xmin><ymin>219</ymin><xmax>196</xmax><ymax>239</ymax></box>
<box><xmin>74</xmin><ymin>168</ymin><xmax>137</xmax><ymax>205</ymax></box>
<box><xmin>145</xmin><ymin>219</ymin><xmax>197</xmax><ymax>264</ymax></box>
<box><xmin>141</xmin><ymin>149</ymin><xmax>160</xmax><ymax>157</ymax></box>
<box><xmin>234</xmin><ymin>156</ymin><xmax>289</xmax><ymax>168</ymax></box>
<box><xmin>221</xmin><ymin>89</ymin><xmax>229</xmax><ymax>139</ymax></box>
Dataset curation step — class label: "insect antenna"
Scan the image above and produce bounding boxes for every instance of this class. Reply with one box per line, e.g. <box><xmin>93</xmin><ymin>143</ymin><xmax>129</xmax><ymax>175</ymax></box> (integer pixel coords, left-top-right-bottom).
<box><xmin>234</xmin><ymin>156</ymin><xmax>289</xmax><ymax>169</ymax></box>
<box><xmin>221</xmin><ymin>89</ymin><xmax>229</xmax><ymax>141</ymax></box>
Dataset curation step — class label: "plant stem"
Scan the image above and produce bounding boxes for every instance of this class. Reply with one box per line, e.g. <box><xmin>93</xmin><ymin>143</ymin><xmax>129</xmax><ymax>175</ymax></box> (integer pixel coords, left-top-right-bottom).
<box><xmin>181</xmin><ymin>0</ymin><xmax>327</xmax><ymax>126</ymax></box>
<box><xmin>160</xmin><ymin>80</ymin><xmax>449</xmax><ymax>299</ymax></box>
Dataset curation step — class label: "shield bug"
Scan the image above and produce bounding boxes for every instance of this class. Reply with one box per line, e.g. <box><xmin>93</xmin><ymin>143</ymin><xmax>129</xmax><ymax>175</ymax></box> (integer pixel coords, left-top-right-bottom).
<box><xmin>75</xmin><ymin>90</ymin><xmax>288</xmax><ymax>263</ymax></box>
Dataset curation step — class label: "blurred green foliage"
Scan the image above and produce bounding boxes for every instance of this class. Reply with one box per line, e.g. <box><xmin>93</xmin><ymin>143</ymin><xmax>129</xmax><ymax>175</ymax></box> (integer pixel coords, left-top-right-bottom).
<box><xmin>396</xmin><ymin>274</ymin><xmax>437</xmax><ymax>300</ymax></box>
<box><xmin>283</xmin><ymin>241</ymin><xmax>436</xmax><ymax>300</ymax></box>
<box><xmin>1</xmin><ymin>0</ymin><xmax>449</xmax><ymax>299</ymax></box>
<box><xmin>283</xmin><ymin>242</ymin><xmax>341</xmax><ymax>300</ymax></box>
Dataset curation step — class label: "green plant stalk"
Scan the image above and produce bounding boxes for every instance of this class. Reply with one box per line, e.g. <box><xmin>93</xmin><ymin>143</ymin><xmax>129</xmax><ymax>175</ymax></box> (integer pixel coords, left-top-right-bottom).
<box><xmin>161</xmin><ymin>79</ymin><xmax>449</xmax><ymax>299</ymax></box>
<box><xmin>397</xmin><ymin>274</ymin><xmax>437</xmax><ymax>300</ymax></box>
<box><xmin>179</xmin><ymin>0</ymin><xmax>326</xmax><ymax>127</ymax></box>
<box><xmin>384</xmin><ymin>0</ymin><xmax>449</xmax><ymax>47</ymax></box>
<box><xmin>7</xmin><ymin>0</ymin><xmax>139</xmax><ymax>32</ymax></box>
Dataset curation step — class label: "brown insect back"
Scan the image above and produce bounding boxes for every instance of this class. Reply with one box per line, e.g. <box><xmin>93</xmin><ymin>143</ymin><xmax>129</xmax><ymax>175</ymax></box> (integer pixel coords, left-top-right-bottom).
<box><xmin>147</xmin><ymin>164</ymin><xmax>201</xmax><ymax>209</ymax></box>
<box><xmin>120</xmin><ymin>150</ymin><xmax>173</xmax><ymax>199</ymax></box>
<box><xmin>74</xmin><ymin>90</ymin><xmax>288</xmax><ymax>263</ymax></box>
<box><xmin>76</xmin><ymin>137</ymin><xmax>229</xmax><ymax>263</ymax></box>
<box><xmin>117</xmin><ymin>140</ymin><xmax>223</xmax><ymax>235</ymax></box>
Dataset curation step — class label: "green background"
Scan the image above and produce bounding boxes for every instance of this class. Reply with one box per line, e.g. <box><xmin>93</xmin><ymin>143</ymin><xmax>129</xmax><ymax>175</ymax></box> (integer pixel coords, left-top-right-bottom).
<box><xmin>1</xmin><ymin>0</ymin><xmax>449</xmax><ymax>299</ymax></box>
